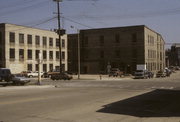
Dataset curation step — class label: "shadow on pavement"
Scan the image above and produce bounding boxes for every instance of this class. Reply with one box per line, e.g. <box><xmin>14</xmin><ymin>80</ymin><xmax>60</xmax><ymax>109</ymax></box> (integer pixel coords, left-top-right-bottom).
<box><xmin>97</xmin><ymin>89</ymin><xmax>180</xmax><ymax>117</ymax></box>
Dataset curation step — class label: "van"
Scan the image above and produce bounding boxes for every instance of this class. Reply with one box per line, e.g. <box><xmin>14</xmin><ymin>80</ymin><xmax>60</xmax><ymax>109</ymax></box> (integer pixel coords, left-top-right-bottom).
<box><xmin>134</xmin><ymin>70</ymin><xmax>148</xmax><ymax>79</ymax></box>
<box><xmin>0</xmin><ymin>68</ymin><xmax>12</xmax><ymax>82</ymax></box>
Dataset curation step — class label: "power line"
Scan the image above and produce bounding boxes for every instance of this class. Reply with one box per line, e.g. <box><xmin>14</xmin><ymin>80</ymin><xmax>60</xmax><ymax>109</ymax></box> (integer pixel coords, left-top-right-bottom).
<box><xmin>0</xmin><ymin>0</ymin><xmax>50</xmax><ymax>17</ymax></box>
<box><xmin>62</xmin><ymin>16</ymin><xmax>94</xmax><ymax>29</ymax></box>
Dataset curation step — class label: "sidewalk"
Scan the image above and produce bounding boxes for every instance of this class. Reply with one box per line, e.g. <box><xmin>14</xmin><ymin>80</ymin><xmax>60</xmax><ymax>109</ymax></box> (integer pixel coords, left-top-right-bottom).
<box><xmin>72</xmin><ymin>74</ymin><xmax>133</xmax><ymax>80</ymax></box>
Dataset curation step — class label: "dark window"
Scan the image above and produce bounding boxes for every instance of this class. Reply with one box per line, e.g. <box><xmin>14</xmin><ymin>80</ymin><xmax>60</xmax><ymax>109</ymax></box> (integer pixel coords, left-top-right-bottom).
<box><xmin>0</xmin><ymin>31</ymin><xmax>3</xmax><ymax>44</ymax></box>
<box><xmin>43</xmin><ymin>36</ymin><xmax>47</xmax><ymax>46</ymax></box>
<box><xmin>35</xmin><ymin>50</ymin><xmax>40</xmax><ymax>59</ymax></box>
<box><xmin>100</xmin><ymin>51</ymin><xmax>104</xmax><ymax>58</ymax></box>
<box><xmin>49</xmin><ymin>38</ymin><xmax>53</xmax><ymax>46</ymax></box>
<box><xmin>43</xmin><ymin>50</ymin><xmax>47</xmax><ymax>59</ymax></box>
<box><xmin>115</xmin><ymin>34</ymin><xmax>120</xmax><ymax>43</ymax></box>
<box><xmin>19</xmin><ymin>33</ymin><xmax>24</xmax><ymax>44</ymax></box>
<box><xmin>43</xmin><ymin>64</ymin><xmax>47</xmax><ymax>72</ymax></box>
<box><xmin>35</xmin><ymin>35</ymin><xmax>40</xmax><ymax>45</ymax></box>
<box><xmin>62</xmin><ymin>39</ymin><xmax>65</xmax><ymax>48</ymax></box>
<box><xmin>84</xmin><ymin>36</ymin><xmax>88</xmax><ymax>47</ymax></box>
<box><xmin>10</xmin><ymin>48</ymin><xmax>15</xmax><ymax>59</ymax></box>
<box><xmin>9</xmin><ymin>32</ymin><xmax>15</xmax><ymax>43</ymax></box>
<box><xmin>19</xmin><ymin>49</ymin><xmax>24</xmax><ymax>59</ymax></box>
<box><xmin>99</xmin><ymin>35</ymin><xmax>104</xmax><ymax>46</ymax></box>
<box><xmin>56</xmin><ymin>39</ymin><xmax>59</xmax><ymax>47</ymax></box>
<box><xmin>0</xmin><ymin>50</ymin><xmax>2</xmax><ymax>60</ymax></box>
<box><xmin>28</xmin><ymin>49</ymin><xmax>32</xmax><ymax>59</ymax></box>
<box><xmin>132</xmin><ymin>33</ymin><xmax>137</xmax><ymax>42</ymax></box>
<box><xmin>49</xmin><ymin>51</ymin><xmax>53</xmax><ymax>60</ymax></box>
<box><xmin>35</xmin><ymin>64</ymin><xmax>39</xmax><ymax>71</ymax></box>
<box><xmin>62</xmin><ymin>51</ymin><xmax>65</xmax><ymax>60</ymax></box>
<box><xmin>27</xmin><ymin>64</ymin><xmax>32</xmax><ymax>71</ymax></box>
<box><xmin>115</xmin><ymin>50</ymin><xmax>120</xmax><ymax>58</ymax></box>
<box><xmin>27</xmin><ymin>35</ymin><xmax>32</xmax><ymax>44</ymax></box>
<box><xmin>56</xmin><ymin>51</ymin><xmax>59</xmax><ymax>59</ymax></box>
<box><xmin>132</xmin><ymin>49</ymin><xmax>137</xmax><ymax>58</ymax></box>
<box><xmin>49</xmin><ymin>64</ymin><xmax>53</xmax><ymax>71</ymax></box>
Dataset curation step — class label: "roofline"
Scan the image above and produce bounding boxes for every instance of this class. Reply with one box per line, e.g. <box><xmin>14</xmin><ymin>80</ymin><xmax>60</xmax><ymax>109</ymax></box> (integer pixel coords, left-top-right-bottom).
<box><xmin>0</xmin><ymin>23</ymin><xmax>56</xmax><ymax>33</ymax></box>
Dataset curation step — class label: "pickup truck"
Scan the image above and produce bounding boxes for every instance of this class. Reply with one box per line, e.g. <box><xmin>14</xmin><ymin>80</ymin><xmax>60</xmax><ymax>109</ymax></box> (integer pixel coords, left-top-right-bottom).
<box><xmin>109</xmin><ymin>68</ymin><xmax>123</xmax><ymax>77</ymax></box>
<box><xmin>26</xmin><ymin>71</ymin><xmax>44</xmax><ymax>78</ymax></box>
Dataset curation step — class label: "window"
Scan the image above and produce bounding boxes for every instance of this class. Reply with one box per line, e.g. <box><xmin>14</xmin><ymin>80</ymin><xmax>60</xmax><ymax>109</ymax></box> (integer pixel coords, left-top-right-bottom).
<box><xmin>0</xmin><ymin>50</ymin><xmax>2</xmax><ymax>60</ymax></box>
<box><xmin>43</xmin><ymin>50</ymin><xmax>47</xmax><ymax>59</ymax></box>
<box><xmin>9</xmin><ymin>32</ymin><xmax>15</xmax><ymax>43</ymax></box>
<box><xmin>28</xmin><ymin>49</ymin><xmax>32</xmax><ymax>59</ymax></box>
<box><xmin>43</xmin><ymin>36</ymin><xmax>47</xmax><ymax>46</ymax></box>
<box><xmin>49</xmin><ymin>38</ymin><xmax>53</xmax><ymax>46</ymax></box>
<box><xmin>99</xmin><ymin>35</ymin><xmax>104</xmax><ymax>46</ymax></box>
<box><xmin>35</xmin><ymin>64</ymin><xmax>39</xmax><ymax>71</ymax></box>
<box><xmin>84</xmin><ymin>36</ymin><xmax>88</xmax><ymax>47</ymax></box>
<box><xmin>115</xmin><ymin>34</ymin><xmax>120</xmax><ymax>43</ymax></box>
<box><xmin>27</xmin><ymin>64</ymin><xmax>32</xmax><ymax>71</ymax></box>
<box><xmin>49</xmin><ymin>64</ymin><xmax>53</xmax><ymax>71</ymax></box>
<box><xmin>62</xmin><ymin>51</ymin><xmax>65</xmax><ymax>60</ymax></box>
<box><xmin>100</xmin><ymin>51</ymin><xmax>104</xmax><ymax>58</ymax></box>
<box><xmin>56</xmin><ymin>51</ymin><xmax>59</xmax><ymax>59</ymax></box>
<box><xmin>62</xmin><ymin>39</ymin><xmax>65</xmax><ymax>48</ymax></box>
<box><xmin>132</xmin><ymin>33</ymin><xmax>137</xmax><ymax>42</ymax></box>
<box><xmin>19</xmin><ymin>33</ymin><xmax>24</xmax><ymax>44</ymax></box>
<box><xmin>56</xmin><ymin>39</ymin><xmax>60</xmax><ymax>47</ymax></box>
<box><xmin>0</xmin><ymin>31</ymin><xmax>2</xmax><ymax>44</ymax></box>
<box><xmin>49</xmin><ymin>51</ymin><xmax>53</xmax><ymax>60</ymax></box>
<box><xmin>35</xmin><ymin>35</ymin><xmax>40</xmax><ymax>45</ymax></box>
<box><xmin>35</xmin><ymin>50</ymin><xmax>40</xmax><ymax>59</ymax></box>
<box><xmin>19</xmin><ymin>49</ymin><xmax>24</xmax><ymax>60</ymax></box>
<box><xmin>132</xmin><ymin>49</ymin><xmax>137</xmax><ymax>58</ymax></box>
<box><xmin>9</xmin><ymin>48</ymin><xmax>15</xmax><ymax>59</ymax></box>
<box><xmin>115</xmin><ymin>50</ymin><xmax>120</xmax><ymax>58</ymax></box>
<box><xmin>43</xmin><ymin>64</ymin><xmax>47</xmax><ymax>72</ymax></box>
<box><xmin>27</xmin><ymin>35</ymin><xmax>32</xmax><ymax>44</ymax></box>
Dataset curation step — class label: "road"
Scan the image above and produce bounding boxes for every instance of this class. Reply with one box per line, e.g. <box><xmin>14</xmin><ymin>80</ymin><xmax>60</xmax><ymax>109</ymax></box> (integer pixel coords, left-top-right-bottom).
<box><xmin>0</xmin><ymin>71</ymin><xmax>180</xmax><ymax>122</ymax></box>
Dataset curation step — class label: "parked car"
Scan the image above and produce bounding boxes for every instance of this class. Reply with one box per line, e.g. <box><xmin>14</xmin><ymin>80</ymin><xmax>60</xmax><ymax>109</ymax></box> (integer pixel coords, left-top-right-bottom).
<box><xmin>109</xmin><ymin>68</ymin><xmax>123</xmax><ymax>77</ymax></box>
<box><xmin>0</xmin><ymin>68</ymin><xmax>12</xmax><ymax>82</ymax></box>
<box><xmin>25</xmin><ymin>71</ymin><xmax>44</xmax><ymax>78</ymax></box>
<box><xmin>51</xmin><ymin>73</ymin><xmax>73</xmax><ymax>80</ymax></box>
<box><xmin>134</xmin><ymin>70</ymin><xmax>149</xmax><ymax>79</ymax></box>
<box><xmin>44</xmin><ymin>70</ymin><xmax>60</xmax><ymax>78</ymax></box>
<box><xmin>11</xmin><ymin>74</ymin><xmax>31</xmax><ymax>85</ymax></box>
<box><xmin>156</xmin><ymin>70</ymin><xmax>166</xmax><ymax>78</ymax></box>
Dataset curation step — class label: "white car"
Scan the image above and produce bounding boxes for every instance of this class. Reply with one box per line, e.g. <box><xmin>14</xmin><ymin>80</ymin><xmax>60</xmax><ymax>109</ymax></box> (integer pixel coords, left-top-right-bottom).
<box><xmin>26</xmin><ymin>71</ymin><xmax>44</xmax><ymax>78</ymax></box>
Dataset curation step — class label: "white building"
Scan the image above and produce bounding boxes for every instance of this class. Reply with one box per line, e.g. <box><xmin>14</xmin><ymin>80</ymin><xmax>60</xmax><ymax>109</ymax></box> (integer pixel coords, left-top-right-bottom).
<box><xmin>0</xmin><ymin>23</ymin><xmax>68</xmax><ymax>73</ymax></box>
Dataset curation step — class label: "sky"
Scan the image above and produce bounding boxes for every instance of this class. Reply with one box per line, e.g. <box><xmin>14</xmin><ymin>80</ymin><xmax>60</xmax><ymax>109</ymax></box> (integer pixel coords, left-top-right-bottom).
<box><xmin>0</xmin><ymin>0</ymin><xmax>180</xmax><ymax>48</ymax></box>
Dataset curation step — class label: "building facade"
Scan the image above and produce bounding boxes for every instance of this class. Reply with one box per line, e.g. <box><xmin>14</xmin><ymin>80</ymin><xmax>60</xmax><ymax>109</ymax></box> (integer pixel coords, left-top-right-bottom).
<box><xmin>167</xmin><ymin>43</ymin><xmax>180</xmax><ymax>66</ymax></box>
<box><xmin>73</xmin><ymin>25</ymin><xmax>165</xmax><ymax>74</ymax></box>
<box><xmin>0</xmin><ymin>23</ymin><xmax>68</xmax><ymax>73</ymax></box>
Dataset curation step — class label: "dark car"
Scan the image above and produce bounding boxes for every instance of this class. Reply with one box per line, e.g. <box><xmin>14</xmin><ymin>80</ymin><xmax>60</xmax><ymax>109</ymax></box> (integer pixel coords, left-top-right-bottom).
<box><xmin>51</xmin><ymin>73</ymin><xmax>73</xmax><ymax>80</ymax></box>
<box><xmin>0</xmin><ymin>68</ymin><xmax>12</xmax><ymax>82</ymax></box>
<box><xmin>156</xmin><ymin>70</ymin><xmax>166</xmax><ymax>78</ymax></box>
<box><xmin>109</xmin><ymin>68</ymin><xmax>123</xmax><ymax>77</ymax></box>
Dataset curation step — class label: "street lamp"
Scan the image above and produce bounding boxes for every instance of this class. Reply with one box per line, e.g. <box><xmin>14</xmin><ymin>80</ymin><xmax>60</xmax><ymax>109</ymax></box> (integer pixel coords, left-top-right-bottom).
<box><xmin>71</xmin><ymin>26</ymin><xmax>81</xmax><ymax>79</ymax></box>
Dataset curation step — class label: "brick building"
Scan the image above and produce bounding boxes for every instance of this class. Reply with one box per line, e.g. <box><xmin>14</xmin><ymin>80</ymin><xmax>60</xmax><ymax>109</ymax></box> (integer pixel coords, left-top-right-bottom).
<box><xmin>68</xmin><ymin>25</ymin><xmax>165</xmax><ymax>74</ymax></box>
<box><xmin>0</xmin><ymin>23</ymin><xmax>68</xmax><ymax>73</ymax></box>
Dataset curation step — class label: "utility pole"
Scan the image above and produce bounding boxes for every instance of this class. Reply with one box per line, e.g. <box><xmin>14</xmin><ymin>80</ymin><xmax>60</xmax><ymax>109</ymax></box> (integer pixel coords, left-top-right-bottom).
<box><xmin>38</xmin><ymin>52</ymin><xmax>42</xmax><ymax>85</ymax></box>
<box><xmin>53</xmin><ymin>0</ymin><xmax>62</xmax><ymax>73</ymax></box>
<box><xmin>77</xmin><ymin>29</ymin><xmax>80</xmax><ymax>79</ymax></box>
